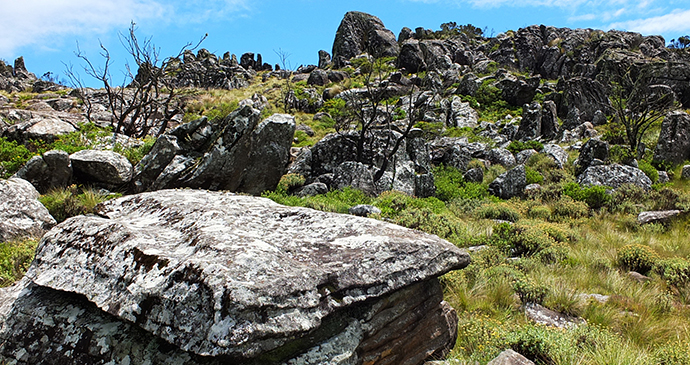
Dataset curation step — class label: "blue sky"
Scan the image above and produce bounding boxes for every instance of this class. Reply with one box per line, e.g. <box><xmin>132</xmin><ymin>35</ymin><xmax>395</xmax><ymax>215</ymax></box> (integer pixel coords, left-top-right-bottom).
<box><xmin>2</xmin><ymin>0</ymin><xmax>690</xmax><ymax>86</ymax></box>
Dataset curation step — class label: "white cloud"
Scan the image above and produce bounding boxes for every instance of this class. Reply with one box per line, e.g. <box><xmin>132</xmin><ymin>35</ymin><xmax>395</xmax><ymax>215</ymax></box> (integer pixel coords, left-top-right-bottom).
<box><xmin>608</xmin><ymin>8</ymin><xmax>690</xmax><ymax>34</ymax></box>
<box><xmin>0</xmin><ymin>0</ymin><xmax>249</xmax><ymax>57</ymax></box>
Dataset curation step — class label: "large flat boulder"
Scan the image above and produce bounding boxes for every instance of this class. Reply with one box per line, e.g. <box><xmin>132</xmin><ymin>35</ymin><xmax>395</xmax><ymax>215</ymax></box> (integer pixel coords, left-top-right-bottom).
<box><xmin>5</xmin><ymin>189</ymin><xmax>469</xmax><ymax>364</ymax></box>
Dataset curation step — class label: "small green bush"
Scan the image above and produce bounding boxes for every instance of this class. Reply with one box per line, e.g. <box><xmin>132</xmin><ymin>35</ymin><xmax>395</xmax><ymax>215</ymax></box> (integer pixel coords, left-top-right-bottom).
<box><xmin>488</xmin><ymin>222</ymin><xmax>556</xmax><ymax>257</ymax></box>
<box><xmin>527</xmin><ymin>205</ymin><xmax>552</xmax><ymax>220</ymax></box>
<box><xmin>656</xmin><ymin>258</ymin><xmax>690</xmax><ymax>287</ymax></box>
<box><xmin>475</xmin><ymin>202</ymin><xmax>522</xmax><ymax>222</ymax></box>
<box><xmin>617</xmin><ymin>244</ymin><xmax>659</xmax><ymax>274</ymax></box>
<box><xmin>525</xmin><ymin>166</ymin><xmax>544</xmax><ymax>185</ymax></box>
<box><xmin>551</xmin><ymin>195</ymin><xmax>589</xmax><ymax>220</ymax></box>
<box><xmin>651</xmin><ymin>341</ymin><xmax>690</xmax><ymax>365</ymax></box>
<box><xmin>0</xmin><ymin>238</ymin><xmax>38</xmax><ymax>287</ymax></box>
<box><xmin>638</xmin><ymin>160</ymin><xmax>659</xmax><ymax>184</ymax></box>
<box><xmin>507</xmin><ymin>140</ymin><xmax>544</xmax><ymax>155</ymax></box>
<box><xmin>562</xmin><ymin>182</ymin><xmax>611</xmax><ymax>209</ymax></box>
<box><xmin>0</xmin><ymin>137</ymin><xmax>33</xmax><ymax>178</ymax></box>
<box><xmin>433</xmin><ymin>165</ymin><xmax>491</xmax><ymax>202</ymax></box>
<box><xmin>275</xmin><ymin>173</ymin><xmax>306</xmax><ymax>195</ymax></box>
<box><xmin>39</xmin><ymin>185</ymin><xmax>119</xmax><ymax>223</ymax></box>
<box><xmin>513</xmin><ymin>278</ymin><xmax>549</xmax><ymax>304</ymax></box>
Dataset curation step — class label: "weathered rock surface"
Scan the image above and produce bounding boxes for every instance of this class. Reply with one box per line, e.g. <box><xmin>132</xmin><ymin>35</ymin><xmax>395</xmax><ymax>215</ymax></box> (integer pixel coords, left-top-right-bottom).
<box><xmin>514</xmin><ymin>102</ymin><xmax>542</xmax><ymax>141</ymax></box>
<box><xmin>542</xmin><ymin>144</ymin><xmax>568</xmax><ymax>169</ymax></box>
<box><xmin>578</xmin><ymin>163</ymin><xmax>652</xmax><ymax>191</ymax></box>
<box><xmin>133</xmin><ymin>107</ymin><xmax>295</xmax><ymax>195</ymax></box>
<box><xmin>524</xmin><ymin>303</ymin><xmax>584</xmax><ymax>329</ymax></box>
<box><xmin>638</xmin><ymin>210</ymin><xmax>682</xmax><ymax>225</ymax></box>
<box><xmin>487</xmin><ymin>349</ymin><xmax>535</xmax><ymax>365</ymax></box>
<box><xmin>14</xmin><ymin>150</ymin><xmax>72</xmax><ymax>194</ymax></box>
<box><xmin>489</xmin><ymin>165</ymin><xmax>527</xmax><ymax>199</ymax></box>
<box><xmin>3</xmin><ymin>116</ymin><xmax>77</xmax><ymax>143</ymax></box>
<box><xmin>70</xmin><ymin>149</ymin><xmax>133</xmax><ymax>186</ymax></box>
<box><xmin>653</xmin><ymin>111</ymin><xmax>690</xmax><ymax>166</ymax></box>
<box><xmin>0</xmin><ymin>178</ymin><xmax>56</xmax><ymax>241</ymax></box>
<box><xmin>576</xmin><ymin>138</ymin><xmax>609</xmax><ymax>174</ymax></box>
<box><xmin>487</xmin><ymin>148</ymin><xmax>516</xmax><ymax>168</ymax></box>
<box><xmin>332</xmin><ymin>12</ymin><xmax>399</xmax><ymax>67</ymax></box>
<box><xmin>349</xmin><ymin>204</ymin><xmax>382</xmax><ymax>217</ymax></box>
<box><xmin>15</xmin><ymin>190</ymin><xmax>469</xmax><ymax>363</ymax></box>
<box><xmin>291</xmin><ymin>130</ymin><xmax>434</xmax><ymax>197</ymax></box>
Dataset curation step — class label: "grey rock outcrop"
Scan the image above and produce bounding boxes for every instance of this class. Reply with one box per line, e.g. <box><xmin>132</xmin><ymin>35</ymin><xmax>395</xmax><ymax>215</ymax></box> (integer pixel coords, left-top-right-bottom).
<box><xmin>291</xmin><ymin>130</ymin><xmax>434</xmax><ymax>197</ymax></box>
<box><xmin>318</xmin><ymin>50</ymin><xmax>332</xmax><ymax>69</ymax></box>
<box><xmin>445</xmin><ymin>96</ymin><xmax>479</xmax><ymax>128</ymax></box>
<box><xmin>133</xmin><ymin>107</ymin><xmax>295</xmax><ymax>195</ymax></box>
<box><xmin>6</xmin><ymin>190</ymin><xmax>469</xmax><ymax>364</ymax></box>
<box><xmin>4</xmin><ymin>116</ymin><xmax>77</xmax><ymax>143</ymax></box>
<box><xmin>487</xmin><ymin>148</ymin><xmax>516</xmax><ymax>168</ymax></box>
<box><xmin>515</xmin><ymin>149</ymin><xmax>538</xmax><ymax>165</ymax></box>
<box><xmin>542</xmin><ymin>144</ymin><xmax>569</xmax><ymax>169</ymax></box>
<box><xmin>14</xmin><ymin>150</ymin><xmax>72</xmax><ymax>194</ymax></box>
<box><xmin>489</xmin><ymin>165</ymin><xmax>527</xmax><ymax>199</ymax></box>
<box><xmin>70</xmin><ymin>149</ymin><xmax>133</xmax><ymax>187</ymax></box>
<box><xmin>0</xmin><ymin>178</ymin><xmax>56</xmax><ymax>242</ymax></box>
<box><xmin>682</xmin><ymin>165</ymin><xmax>690</xmax><ymax>180</ymax></box>
<box><xmin>653</xmin><ymin>111</ymin><xmax>690</xmax><ymax>166</ymax></box>
<box><xmin>578</xmin><ymin>163</ymin><xmax>652</xmax><ymax>190</ymax></box>
<box><xmin>515</xmin><ymin>102</ymin><xmax>542</xmax><ymax>141</ymax></box>
<box><xmin>349</xmin><ymin>204</ymin><xmax>382</xmax><ymax>217</ymax></box>
<box><xmin>576</xmin><ymin>138</ymin><xmax>609</xmax><ymax>174</ymax></box>
<box><xmin>332</xmin><ymin>12</ymin><xmax>400</xmax><ymax>67</ymax></box>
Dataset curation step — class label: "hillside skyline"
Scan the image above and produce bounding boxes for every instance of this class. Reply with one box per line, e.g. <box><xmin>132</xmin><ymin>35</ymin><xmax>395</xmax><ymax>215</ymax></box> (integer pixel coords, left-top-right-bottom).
<box><xmin>2</xmin><ymin>0</ymin><xmax>689</xmax><ymax>86</ymax></box>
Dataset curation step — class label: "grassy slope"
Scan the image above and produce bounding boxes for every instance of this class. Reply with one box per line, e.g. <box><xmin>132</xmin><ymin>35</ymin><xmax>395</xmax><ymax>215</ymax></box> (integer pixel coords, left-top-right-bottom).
<box><xmin>2</xmin><ymin>72</ymin><xmax>690</xmax><ymax>364</ymax></box>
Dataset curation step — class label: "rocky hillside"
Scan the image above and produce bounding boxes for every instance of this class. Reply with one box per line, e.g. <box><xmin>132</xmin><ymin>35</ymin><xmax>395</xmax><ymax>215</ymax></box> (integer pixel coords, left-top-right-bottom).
<box><xmin>1</xmin><ymin>11</ymin><xmax>690</xmax><ymax>365</ymax></box>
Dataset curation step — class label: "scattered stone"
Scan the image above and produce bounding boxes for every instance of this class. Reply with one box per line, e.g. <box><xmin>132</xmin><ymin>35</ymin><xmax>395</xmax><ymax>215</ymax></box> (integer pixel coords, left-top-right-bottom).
<box><xmin>658</xmin><ymin>171</ymin><xmax>670</xmax><ymax>184</ymax></box>
<box><xmin>576</xmin><ymin>138</ymin><xmax>609</xmax><ymax>174</ymax></box>
<box><xmin>524</xmin><ymin>183</ymin><xmax>541</xmax><ymax>197</ymax></box>
<box><xmin>638</xmin><ymin>210</ymin><xmax>682</xmax><ymax>225</ymax></box>
<box><xmin>295</xmin><ymin>182</ymin><xmax>328</xmax><ymax>197</ymax></box>
<box><xmin>487</xmin><ymin>148</ymin><xmax>516</xmax><ymax>168</ymax></box>
<box><xmin>489</xmin><ymin>165</ymin><xmax>527</xmax><ymax>199</ymax></box>
<box><xmin>487</xmin><ymin>349</ymin><xmax>536</xmax><ymax>365</ymax></box>
<box><xmin>463</xmin><ymin>167</ymin><xmax>484</xmax><ymax>183</ymax></box>
<box><xmin>14</xmin><ymin>150</ymin><xmax>72</xmax><ymax>194</ymax></box>
<box><xmin>541</xmin><ymin>100</ymin><xmax>559</xmax><ymax>140</ymax></box>
<box><xmin>524</xmin><ymin>303</ymin><xmax>584</xmax><ymax>329</ymax></box>
<box><xmin>628</xmin><ymin>271</ymin><xmax>652</xmax><ymax>283</ymax></box>
<box><xmin>18</xmin><ymin>190</ymin><xmax>469</xmax><ymax>363</ymax></box>
<box><xmin>349</xmin><ymin>204</ymin><xmax>382</xmax><ymax>217</ymax></box>
<box><xmin>577</xmin><ymin>293</ymin><xmax>610</xmax><ymax>304</ymax></box>
<box><xmin>515</xmin><ymin>149</ymin><xmax>538</xmax><ymax>165</ymax></box>
<box><xmin>515</xmin><ymin>101</ymin><xmax>542</xmax><ymax>141</ymax></box>
<box><xmin>0</xmin><ymin>178</ymin><xmax>56</xmax><ymax>241</ymax></box>
<box><xmin>578</xmin><ymin>164</ymin><xmax>652</xmax><ymax>191</ymax></box>
<box><xmin>4</xmin><ymin>116</ymin><xmax>77</xmax><ymax>143</ymax></box>
<box><xmin>70</xmin><ymin>149</ymin><xmax>133</xmax><ymax>187</ymax></box>
<box><xmin>542</xmin><ymin>144</ymin><xmax>569</xmax><ymax>169</ymax></box>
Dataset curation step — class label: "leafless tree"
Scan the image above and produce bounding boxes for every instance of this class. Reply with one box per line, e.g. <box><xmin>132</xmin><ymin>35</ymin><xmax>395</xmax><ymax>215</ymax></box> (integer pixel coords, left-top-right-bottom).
<box><xmin>337</xmin><ymin>56</ymin><xmax>438</xmax><ymax>182</ymax></box>
<box><xmin>608</xmin><ymin>65</ymin><xmax>676</xmax><ymax>153</ymax></box>
<box><xmin>66</xmin><ymin>22</ymin><xmax>206</xmax><ymax>138</ymax></box>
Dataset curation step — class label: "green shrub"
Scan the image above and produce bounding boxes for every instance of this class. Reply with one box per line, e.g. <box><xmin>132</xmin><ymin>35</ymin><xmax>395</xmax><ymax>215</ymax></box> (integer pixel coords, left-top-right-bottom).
<box><xmin>475</xmin><ymin>202</ymin><xmax>522</xmax><ymax>222</ymax></box>
<box><xmin>527</xmin><ymin>205</ymin><xmax>552</xmax><ymax>220</ymax></box>
<box><xmin>525</xmin><ymin>166</ymin><xmax>544</xmax><ymax>185</ymax></box>
<box><xmin>551</xmin><ymin>195</ymin><xmax>589</xmax><ymax>220</ymax></box>
<box><xmin>433</xmin><ymin>165</ymin><xmax>491</xmax><ymax>202</ymax></box>
<box><xmin>513</xmin><ymin>278</ymin><xmax>549</xmax><ymax>304</ymax></box>
<box><xmin>488</xmin><ymin>222</ymin><xmax>556</xmax><ymax>257</ymax></box>
<box><xmin>504</xmin><ymin>325</ymin><xmax>563</xmax><ymax>364</ymax></box>
<box><xmin>656</xmin><ymin>258</ymin><xmax>690</xmax><ymax>287</ymax></box>
<box><xmin>0</xmin><ymin>137</ymin><xmax>33</xmax><ymax>178</ymax></box>
<box><xmin>609</xmin><ymin>145</ymin><xmax>635</xmax><ymax>165</ymax></box>
<box><xmin>507</xmin><ymin>140</ymin><xmax>544</xmax><ymax>155</ymax></box>
<box><xmin>393</xmin><ymin>208</ymin><xmax>468</xmax><ymax>244</ymax></box>
<box><xmin>617</xmin><ymin>244</ymin><xmax>659</xmax><ymax>274</ymax></box>
<box><xmin>535</xmin><ymin>244</ymin><xmax>570</xmax><ymax>265</ymax></box>
<box><xmin>651</xmin><ymin>341</ymin><xmax>690</xmax><ymax>365</ymax></box>
<box><xmin>0</xmin><ymin>238</ymin><xmax>38</xmax><ymax>287</ymax></box>
<box><xmin>638</xmin><ymin>160</ymin><xmax>659</xmax><ymax>184</ymax></box>
<box><xmin>562</xmin><ymin>182</ymin><xmax>611</xmax><ymax>209</ymax></box>
<box><xmin>204</xmin><ymin>101</ymin><xmax>239</xmax><ymax>121</ymax></box>
<box><xmin>114</xmin><ymin>135</ymin><xmax>156</xmax><ymax>166</ymax></box>
<box><xmin>275</xmin><ymin>173</ymin><xmax>306</xmax><ymax>195</ymax></box>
